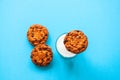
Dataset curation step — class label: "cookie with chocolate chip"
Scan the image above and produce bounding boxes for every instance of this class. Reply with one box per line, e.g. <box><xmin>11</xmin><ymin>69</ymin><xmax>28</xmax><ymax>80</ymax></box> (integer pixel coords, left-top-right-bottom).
<box><xmin>31</xmin><ymin>44</ymin><xmax>53</xmax><ymax>66</ymax></box>
<box><xmin>27</xmin><ymin>24</ymin><xmax>48</xmax><ymax>46</ymax></box>
<box><xmin>64</xmin><ymin>30</ymin><xmax>88</xmax><ymax>54</ymax></box>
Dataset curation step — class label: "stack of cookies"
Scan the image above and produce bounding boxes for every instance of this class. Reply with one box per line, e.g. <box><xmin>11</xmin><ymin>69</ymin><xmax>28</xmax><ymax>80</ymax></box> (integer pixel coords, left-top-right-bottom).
<box><xmin>27</xmin><ymin>24</ymin><xmax>53</xmax><ymax>66</ymax></box>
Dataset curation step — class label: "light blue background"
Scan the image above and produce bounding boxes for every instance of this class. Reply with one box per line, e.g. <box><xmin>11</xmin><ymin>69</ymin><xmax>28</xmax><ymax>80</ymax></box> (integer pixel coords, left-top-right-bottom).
<box><xmin>0</xmin><ymin>0</ymin><xmax>120</xmax><ymax>80</ymax></box>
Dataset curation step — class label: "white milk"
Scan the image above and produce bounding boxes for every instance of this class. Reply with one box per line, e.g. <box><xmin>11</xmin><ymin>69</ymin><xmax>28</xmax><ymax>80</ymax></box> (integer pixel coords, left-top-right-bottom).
<box><xmin>56</xmin><ymin>34</ymin><xmax>76</xmax><ymax>58</ymax></box>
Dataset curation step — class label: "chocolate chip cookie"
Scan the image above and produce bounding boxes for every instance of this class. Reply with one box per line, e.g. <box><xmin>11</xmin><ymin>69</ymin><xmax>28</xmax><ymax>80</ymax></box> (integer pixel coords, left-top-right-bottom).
<box><xmin>64</xmin><ymin>30</ymin><xmax>88</xmax><ymax>54</ymax></box>
<box><xmin>31</xmin><ymin>44</ymin><xmax>53</xmax><ymax>66</ymax></box>
<box><xmin>27</xmin><ymin>24</ymin><xmax>48</xmax><ymax>46</ymax></box>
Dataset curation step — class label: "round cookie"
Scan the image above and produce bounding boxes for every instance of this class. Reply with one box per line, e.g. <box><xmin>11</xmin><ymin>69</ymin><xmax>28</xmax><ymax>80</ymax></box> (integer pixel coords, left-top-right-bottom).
<box><xmin>31</xmin><ymin>44</ymin><xmax>53</xmax><ymax>66</ymax></box>
<box><xmin>27</xmin><ymin>24</ymin><xmax>48</xmax><ymax>46</ymax></box>
<box><xmin>64</xmin><ymin>30</ymin><xmax>88</xmax><ymax>54</ymax></box>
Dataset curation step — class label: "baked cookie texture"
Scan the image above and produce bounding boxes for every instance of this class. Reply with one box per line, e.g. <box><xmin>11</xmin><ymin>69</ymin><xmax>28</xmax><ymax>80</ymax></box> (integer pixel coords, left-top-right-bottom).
<box><xmin>31</xmin><ymin>44</ymin><xmax>53</xmax><ymax>66</ymax></box>
<box><xmin>64</xmin><ymin>30</ymin><xmax>88</xmax><ymax>54</ymax></box>
<box><xmin>27</xmin><ymin>24</ymin><xmax>48</xmax><ymax>46</ymax></box>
